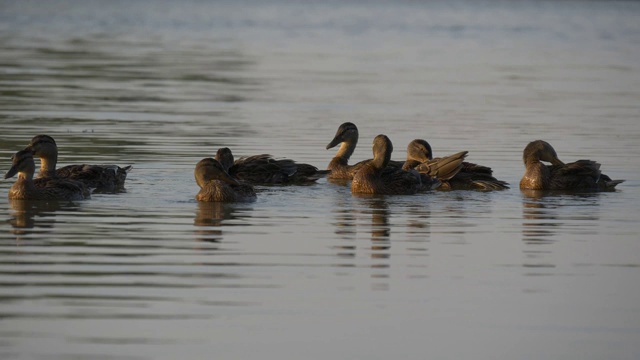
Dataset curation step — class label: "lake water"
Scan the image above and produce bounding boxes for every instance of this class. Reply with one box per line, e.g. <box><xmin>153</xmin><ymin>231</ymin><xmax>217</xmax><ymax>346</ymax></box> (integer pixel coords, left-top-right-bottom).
<box><xmin>1</xmin><ymin>0</ymin><xmax>640</xmax><ymax>359</ymax></box>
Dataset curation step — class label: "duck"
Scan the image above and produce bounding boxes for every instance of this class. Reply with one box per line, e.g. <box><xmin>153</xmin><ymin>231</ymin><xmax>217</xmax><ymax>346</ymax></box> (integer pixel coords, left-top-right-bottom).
<box><xmin>326</xmin><ymin>122</ymin><xmax>403</xmax><ymax>180</ymax></box>
<box><xmin>4</xmin><ymin>149</ymin><xmax>89</xmax><ymax>201</ymax></box>
<box><xmin>352</xmin><ymin>135</ymin><xmax>426</xmax><ymax>195</ymax></box>
<box><xmin>195</xmin><ymin>157</ymin><xmax>257</xmax><ymax>202</ymax></box>
<box><xmin>26</xmin><ymin>134</ymin><xmax>132</xmax><ymax>192</ymax></box>
<box><xmin>215</xmin><ymin>147</ymin><xmax>329</xmax><ymax>185</ymax></box>
<box><xmin>520</xmin><ymin>140</ymin><xmax>624</xmax><ymax>191</ymax></box>
<box><xmin>403</xmin><ymin>139</ymin><xmax>509</xmax><ymax>191</ymax></box>
<box><xmin>402</xmin><ymin>139</ymin><xmax>467</xmax><ymax>186</ymax></box>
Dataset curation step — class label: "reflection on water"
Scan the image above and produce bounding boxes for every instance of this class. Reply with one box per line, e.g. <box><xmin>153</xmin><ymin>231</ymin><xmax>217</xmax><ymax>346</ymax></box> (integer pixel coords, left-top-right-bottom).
<box><xmin>7</xmin><ymin>199</ymin><xmax>76</xmax><ymax>241</ymax></box>
<box><xmin>521</xmin><ymin>190</ymin><xmax>602</xmax><ymax>271</ymax></box>
<box><xmin>521</xmin><ymin>190</ymin><xmax>562</xmax><ymax>244</ymax></box>
<box><xmin>360</xmin><ymin>196</ymin><xmax>391</xmax><ymax>260</ymax></box>
<box><xmin>369</xmin><ymin>197</ymin><xmax>390</xmax><ymax>245</ymax></box>
<box><xmin>330</xmin><ymin>189</ymin><xmax>357</xmax><ymax>259</ymax></box>
<box><xmin>521</xmin><ymin>190</ymin><xmax>601</xmax><ymax>243</ymax></box>
<box><xmin>193</xmin><ymin>201</ymin><xmax>252</xmax><ymax>243</ymax></box>
<box><xmin>355</xmin><ymin>195</ymin><xmax>391</xmax><ymax>291</ymax></box>
<box><xmin>331</xmin><ymin>193</ymin><xmax>391</xmax><ymax>262</ymax></box>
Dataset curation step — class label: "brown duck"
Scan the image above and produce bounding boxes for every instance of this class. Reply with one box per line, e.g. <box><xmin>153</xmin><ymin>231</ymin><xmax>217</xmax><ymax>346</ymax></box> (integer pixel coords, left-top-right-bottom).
<box><xmin>403</xmin><ymin>139</ymin><xmax>509</xmax><ymax>191</ymax></box>
<box><xmin>195</xmin><ymin>158</ymin><xmax>256</xmax><ymax>202</ymax></box>
<box><xmin>520</xmin><ymin>140</ymin><xmax>624</xmax><ymax>191</ymax></box>
<box><xmin>402</xmin><ymin>139</ymin><xmax>467</xmax><ymax>187</ymax></box>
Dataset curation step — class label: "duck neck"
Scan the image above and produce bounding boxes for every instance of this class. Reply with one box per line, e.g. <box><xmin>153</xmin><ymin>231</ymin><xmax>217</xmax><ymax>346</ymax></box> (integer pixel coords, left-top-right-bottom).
<box><xmin>371</xmin><ymin>151</ymin><xmax>390</xmax><ymax>170</ymax></box>
<box><xmin>38</xmin><ymin>153</ymin><xmax>58</xmax><ymax>178</ymax></box>
<box><xmin>334</xmin><ymin>140</ymin><xmax>356</xmax><ymax>163</ymax></box>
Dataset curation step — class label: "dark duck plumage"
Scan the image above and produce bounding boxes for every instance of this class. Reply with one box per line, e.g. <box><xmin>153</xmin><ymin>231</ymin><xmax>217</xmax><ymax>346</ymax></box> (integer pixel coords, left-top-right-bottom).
<box><xmin>351</xmin><ymin>135</ymin><xmax>425</xmax><ymax>195</ymax></box>
<box><xmin>4</xmin><ymin>149</ymin><xmax>89</xmax><ymax>201</ymax></box>
<box><xmin>195</xmin><ymin>158</ymin><xmax>256</xmax><ymax>202</ymax></box>
<box><xmin>520</xmin><ymin>140</ymin><xmax>624</xmax><ymax>191</ymax></box>
<box><xmin>26</xmin><ymin>135</ymin><xmax>131</xmax><ymax>192</ymax></box>
<box><xmin>215</xmin><ymin>147</ymin><xmax>328</xmax><ymax>185</ymax></box>
<box><xmin>403</xmin><ymin>139</ymin><xmax>509</xmax><ymax>191</ymax></box>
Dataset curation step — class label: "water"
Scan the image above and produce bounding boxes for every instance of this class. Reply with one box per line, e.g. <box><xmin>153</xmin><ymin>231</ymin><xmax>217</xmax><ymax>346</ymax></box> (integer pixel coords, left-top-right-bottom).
<box><xmin>1</xmin><ymin>0</ymin><xmax>640</xmax><ymax>359</ymax></box>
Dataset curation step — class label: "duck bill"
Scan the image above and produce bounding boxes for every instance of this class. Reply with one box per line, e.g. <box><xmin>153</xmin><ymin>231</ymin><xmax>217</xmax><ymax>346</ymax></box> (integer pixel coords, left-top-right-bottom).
<box><xmin>550</xmin><ymin>157</ymin><xmax>565</xmax><ymax>166</ymax></box>
<box><xmin>4</xmin><ymin>165</ymin><xmax>18</xmax><ymax>179</ymax></box>
<box><xmin>326</xmin><ymin>136</ymin><xmax>342</xmax><ymax>150</ymax></box>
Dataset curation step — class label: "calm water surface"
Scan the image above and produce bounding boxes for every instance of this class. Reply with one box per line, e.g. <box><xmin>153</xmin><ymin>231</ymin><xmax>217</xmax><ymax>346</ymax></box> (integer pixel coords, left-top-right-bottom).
<box><xmin>1</xmin><ymin>1</ymin><xmax>640</xmax><ymax>359</ymax></box>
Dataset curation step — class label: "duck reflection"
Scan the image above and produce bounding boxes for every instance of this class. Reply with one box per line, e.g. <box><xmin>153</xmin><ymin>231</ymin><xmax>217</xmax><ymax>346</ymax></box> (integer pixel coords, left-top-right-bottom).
<box><xmin>331</xmin><ymin>192</ymin><xmax>357</xmax><ymax>258</ymax></box>
<box><xmin>194</xmin><ymin>201</ymin><xmax>248</xmax><ymax>243</ymax></box>
<box><xmin>7</xmin><ymin>199</ymin><xmax>66</xmax><ymax>240</ymax></box>
<box><xmin>404</xmin><ymin>202</ymin><xmax>433</xmax><ymax>242</ymax></box>
<box><xmin>521</xmin><ymin>189</ymin><xmax>602</xmax><ymax>252</ymax></box>
<box><xmin>354</xmin><ymin>195</ymin><xmax>391</xmax><ymax>290</ymax></box>
<box><xmin>521</xmin><ymin>190</ymin><xmax>560</xmax><ymax>244</ymax></box>
<box><xmin>333</xmin><ymin>193</ymin><xmax>391</xmax><ymax>260</ymax></box>
<box><xmin>367</xmin><ymin>196</ymin><xmax>391</xmax><ymax>259</ymax></box>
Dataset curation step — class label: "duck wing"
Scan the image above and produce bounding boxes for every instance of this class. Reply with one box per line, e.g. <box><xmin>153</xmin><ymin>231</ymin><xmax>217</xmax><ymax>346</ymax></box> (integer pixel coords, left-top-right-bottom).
<box><xmin>414</xmin><ymin>151</ymin><xmax>467</xmax><ymax>181</ymax></box>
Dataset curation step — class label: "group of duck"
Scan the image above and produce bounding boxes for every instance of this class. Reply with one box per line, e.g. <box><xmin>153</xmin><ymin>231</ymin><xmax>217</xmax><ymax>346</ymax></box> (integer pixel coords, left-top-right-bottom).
<box><xmin>4</xmin><ymin>135</ymin><xmax>131</xmax><ymax>201</ymax></box>
<box><xmin>195</xmin><ymin>122</ymin><xmax>623</xmax><ymax>201</ymax></box>
<box><xmin>4</xmin><ymin>123</ymin><xmax>624</xmax><ymax>202</ymax></box>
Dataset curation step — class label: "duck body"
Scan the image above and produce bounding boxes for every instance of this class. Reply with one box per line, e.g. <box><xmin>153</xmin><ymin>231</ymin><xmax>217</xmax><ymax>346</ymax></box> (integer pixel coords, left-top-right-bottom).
<box><xmin>4</xmin><ymin>150</ymin><xmax>88</xmax><ymax>201</ymax></box>
<box><xmin>216</xmin><ymin>148</ymin><xmax>328</xmax><ymax>185</ymax></box>
<box><xmin>353</xmin><ymin>164</ymin><xmax>425</xmax><ymax>195</ymax></box>
<box><xmin>195</xmin><ymin>158</ymin><xmax>256</xmax><ymax>203</ymax></box>
<box><xmin>196</xmin><ymin>180</ymin><xmax>256</xmax><ymax>202</ymax></box>
<box><xmin>404</xmin><ymin>139</ymin><xmax>509</xmax><ymax>191</ymax></box>
<box><xmin>26</xmin><ymin>135</ymin><xmax>131</xmax><ymax>192</ymax></box>
<box><xmin>351</xmin><ymin>135</ymin><xmax>421</xmax><ymax>195</ymax></box>
<box><xmin>56</xmin><ymin>164</ymin><xmax>130</xmax><ymax>192</ymax></box>
<box><xmin>520</xmin><ymin>140</ymin><xmax>624</xmax><ymax>191</ymax></box>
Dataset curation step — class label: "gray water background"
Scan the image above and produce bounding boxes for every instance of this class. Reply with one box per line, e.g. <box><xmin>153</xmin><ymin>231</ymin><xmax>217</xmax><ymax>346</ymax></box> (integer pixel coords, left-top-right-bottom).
<box><xmin>1</xmin><ymin>1</ymin><xmax>640</xmax><ymax>359</ymax></box>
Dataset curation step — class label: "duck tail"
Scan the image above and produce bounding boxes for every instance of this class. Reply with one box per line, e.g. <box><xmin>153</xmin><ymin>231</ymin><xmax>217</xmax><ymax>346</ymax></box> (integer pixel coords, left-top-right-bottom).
<box><xmin>598</xmin><ymin>173</ymin><xmax>624</xmax><ymax>190</ymax></box>
<box><xmin>604</xmin><ymin>179</ymin><xmax>625</xmax><ymax>189</ymax></box>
